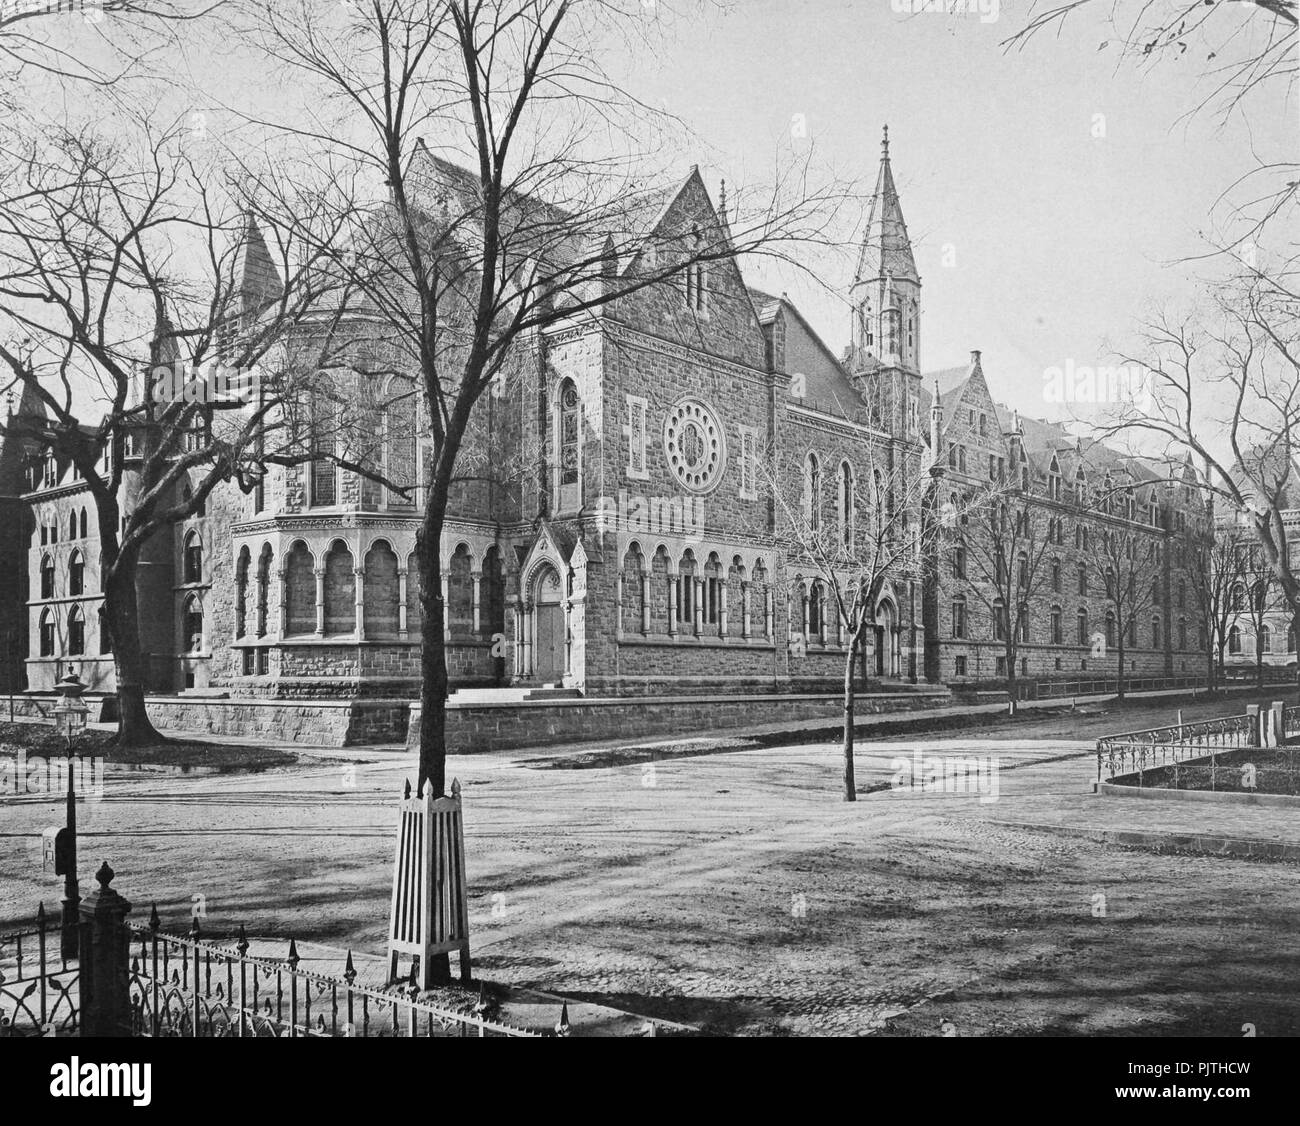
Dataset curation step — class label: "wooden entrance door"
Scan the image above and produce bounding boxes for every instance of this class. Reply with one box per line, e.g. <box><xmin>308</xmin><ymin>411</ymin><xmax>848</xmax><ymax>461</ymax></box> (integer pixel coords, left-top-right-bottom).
<box><xmin>535</xmin><ymin>603</ymin><xmax>565</xmax><ymax>682</ymax></box>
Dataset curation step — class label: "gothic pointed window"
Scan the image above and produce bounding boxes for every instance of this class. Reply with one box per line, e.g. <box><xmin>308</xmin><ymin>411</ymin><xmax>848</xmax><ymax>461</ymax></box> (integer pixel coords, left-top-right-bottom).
<box><xmin>838</xmin><ymin>461</ymin><xmax>854</xmax><ymax>551</ymax></box>
<box><xmin>803</xmin><ymin>453</ymin><xmax>821</xmax><ymax>532</ymax></box>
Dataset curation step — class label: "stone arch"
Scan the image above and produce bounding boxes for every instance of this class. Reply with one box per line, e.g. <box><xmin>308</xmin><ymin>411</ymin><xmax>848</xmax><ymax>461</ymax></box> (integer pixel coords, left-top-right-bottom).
<box><xmin>285</xmin><ymin>540</ymin><xmax>316</xmax><ymax>636</ymax></box>
<box><xmin>481</xmin><ymin>545</ymin><xmax>506</xmax><ymax>640</ymax></box>
<box><xmin>448</xmin><ymin>543</ymin><xmax>474</xmax><ymax>635</ymax></box>
<box><xmin>727</xmin><ymin>554</ymin><xmax>746</xmax><ymax>638</ymax></box>
<box><xmin>235</xmin><ymin>546</ymin><xmax>251</xmax><ymax>637</ymax></box>
<box><xmin>323</xmin><ymin>540</ymin><xmax>356</xmax><ymax>635</ymax></box>
<box><xmin>650</xmin><ymin>545</ymin><xmax>671</xmax><ymax>634</ymax></box>
<box><xmin>406</xmin><ymin>553</ymin><xmax>423</xmax><ymax>633</ymax></box>
<box><xmin>364</xmin><ymin>539</ymin><xmax>400</xmax><ymax>638</ymax></box>
<box><xmin>622</xmin><ymin>542</ymin><xmax>645</xmax><ymax>634</ymax></box>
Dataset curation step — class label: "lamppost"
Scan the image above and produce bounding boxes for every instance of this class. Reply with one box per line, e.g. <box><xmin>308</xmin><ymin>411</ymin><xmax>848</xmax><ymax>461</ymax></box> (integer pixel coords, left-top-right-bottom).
<box><xmin>53</xmin><ymin>667</ymin><xmax>89</xmax><ymax>959</ymax></box>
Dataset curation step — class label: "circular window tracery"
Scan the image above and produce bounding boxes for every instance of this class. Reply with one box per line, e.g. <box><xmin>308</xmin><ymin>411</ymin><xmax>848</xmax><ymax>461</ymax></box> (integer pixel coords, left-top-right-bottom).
<box><xmin>663</xmin><ymin>398</ymin><xmax>725</xmax><ymax>493</ymax></box>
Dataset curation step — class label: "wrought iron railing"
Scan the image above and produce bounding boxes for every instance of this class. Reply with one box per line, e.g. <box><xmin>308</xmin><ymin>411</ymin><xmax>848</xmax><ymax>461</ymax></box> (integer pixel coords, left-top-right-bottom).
<box><xmin>0</xmin><ymin>904</ymin><xmax>78</xmax><ymax>1036</ymax></box>
<box><xmin>1096</xmin><ymin>714</ymin><xmax>1254</xmax><ymax>784</ymax></box>
<box><xmin>127</xmin><ymin>912</ymin><xmax>540</xmax><ymax>1038</ymax></box>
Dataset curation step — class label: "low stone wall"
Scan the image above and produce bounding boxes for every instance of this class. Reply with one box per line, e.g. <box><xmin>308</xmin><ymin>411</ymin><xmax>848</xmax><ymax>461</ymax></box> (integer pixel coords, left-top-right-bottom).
<box><xmin>410</xmin><ymin>687</ymin><xmax>955</xmax><ymax>753</ymax></box>
<box><xmin>140</xmin><ymin>697</ymin><xmax>411</xmax><ymax>747</ymax></box>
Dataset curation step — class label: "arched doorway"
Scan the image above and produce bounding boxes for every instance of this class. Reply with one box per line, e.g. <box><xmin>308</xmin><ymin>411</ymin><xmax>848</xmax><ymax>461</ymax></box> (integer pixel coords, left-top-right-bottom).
<box><xmin>532</xmin><ymin>564</ymin><xmax>566</xmax><ymax>683</ymax></box>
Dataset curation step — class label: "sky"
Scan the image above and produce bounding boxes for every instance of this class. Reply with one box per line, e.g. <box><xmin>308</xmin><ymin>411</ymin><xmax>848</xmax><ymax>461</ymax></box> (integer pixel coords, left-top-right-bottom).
<box><xmin>10</xmin><ymin>0</ymin><xmax>1296</xmax><ymax>442</ymax></box>
<box><xmin>608</xmin><ymin>0</ymin><xmax>1295</xmax><ymax>428</ymax></box>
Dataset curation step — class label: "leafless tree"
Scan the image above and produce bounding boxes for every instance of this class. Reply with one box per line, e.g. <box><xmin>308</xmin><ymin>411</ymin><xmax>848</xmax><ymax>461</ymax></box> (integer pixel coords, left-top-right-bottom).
<box><xmin>1187</xmin><ymin>528</ymin><xmax>1247</xmax><ymax>690</ymax></box>
<box><xmin>955</xmin><ymin>491</ymin><xmax>1057</xmax><ymax>716</ymax></box>
<box><xmin>237</xmin><ymin>0</ymin><xmax>856</xmax><ymax>814</ymax></box>
<box><xmin>1101</xmin><ymin>277</ymin><xmax>1300</xmax><ymax>662</ymax></box>
<box><xmin>1086</xmin><ymin>499</ymin><xmax>1159</xmax><ymax>699</ymax></box>
<box><xmin>0</xmin><ymin>121</ymin><xmax>386</xmax><ymax>744</ymax></box>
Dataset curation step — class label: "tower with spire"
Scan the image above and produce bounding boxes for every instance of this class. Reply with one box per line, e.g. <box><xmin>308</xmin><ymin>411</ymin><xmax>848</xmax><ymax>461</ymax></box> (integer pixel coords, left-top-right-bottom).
<box><xmin>848</xmin><ymin>126</ymin><xmax>921</xmax><ymax>441</ymax></box>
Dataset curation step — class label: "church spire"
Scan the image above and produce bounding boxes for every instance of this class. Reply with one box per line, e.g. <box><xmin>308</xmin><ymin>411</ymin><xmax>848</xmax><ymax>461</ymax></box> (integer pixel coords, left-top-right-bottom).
<box><xmin>854</xmin><ymin>125</ymin><xmax>918</xmax><ymax>286</ymax></box>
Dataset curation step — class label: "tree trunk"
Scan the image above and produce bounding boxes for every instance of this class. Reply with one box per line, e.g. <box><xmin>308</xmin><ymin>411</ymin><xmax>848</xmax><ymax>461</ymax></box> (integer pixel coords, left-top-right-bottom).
<box><xmin>1005</xmin><ymin>641</ymin><xmax>1018</xmax><ymax>718</ymax></box>
<box><xmin>1116</xmin><ymin>637</ymin><xmax>1127</xmax><ymax>700</ymax></box>
<box><xmin>842</xmin><ymin>634</ymin><xmax>857</xmax><ymax>802</ymax></box>
<box><xmin>414</xmin><ymin>488</ymin><xmax>451</xmax><ymax>984</ymax></box>
<box><xmin>103</xmin><ymin>561</ymin><xmax>164</xmax><ymax>747</ymax></box>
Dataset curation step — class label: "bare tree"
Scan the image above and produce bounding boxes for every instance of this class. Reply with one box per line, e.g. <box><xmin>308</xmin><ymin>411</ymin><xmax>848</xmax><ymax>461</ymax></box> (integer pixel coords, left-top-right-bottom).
<box><xmin>765</xmin><ymin>437</ymin><xmax>946</xmax><ymax>800</ymax></box>
<box><xmin>239</xmin><ymin>0</ymin><xmax>855</xmax><ymax>813</ymax></box>
<box><xmin>956</xmin><ymin>491</ymin><xmax>1057</xmax><ymax>717</ymax></box>
<box><xmin>1102</xmin><ymin>278</ymin><xmax>1300</xmax><ymax>670</ymax></box>
<box><xmin>1087</xmin><ymin>501</ymin><xmax>1159</xmax><ymax>699</ymax></box>
<box><xmin>1187</xmin><ymin>527</ymin><xmax>1246</xmax><ymax>690</ymax></box>
<box><xmin>1003</xmin><ymin>1</ymin><xmax>1297</xmax><ymax>123</ymax></box>
<box><xmin>0</xmin><ymin>121</ymin><xmax>384</xmax><ymax>743</ymax></box>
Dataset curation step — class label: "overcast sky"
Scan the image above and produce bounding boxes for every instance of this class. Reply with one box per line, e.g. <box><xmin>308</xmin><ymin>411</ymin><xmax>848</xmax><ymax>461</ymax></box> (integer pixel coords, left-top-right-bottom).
<box><xmin>611</xmin><ymin>0</ymin><xmax>1294</xmax><ymax>427</ymax></box>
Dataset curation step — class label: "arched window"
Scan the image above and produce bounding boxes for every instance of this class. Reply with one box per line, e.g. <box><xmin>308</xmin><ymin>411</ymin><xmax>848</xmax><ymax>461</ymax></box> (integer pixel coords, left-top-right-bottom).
<box><xmin>623</xmin><ymin>545</ymin><xmax>646</xmax><ymax>636</ymax></box>
<box><xmin>183</xmin><ymin>532</ymin><xmax>203</xmax><ymax>584</ymax></box>
<box><xmin>363</xmin><ymin>541</ymin><xmax>400</xmax><ymax>638</ymax></box>
<box><xmin>256</xmin><ymin>544</ymin><xmax>273</xmax><ymax>637</ymax></box>
<box><xmin>405</xmin><ymin>553</ymin><xmax>423</xmax><ymax>634</ymax></box>
<box><xmin>1051</xmin><ymin>560</ymin><xmax>1061</xmax><ymax>594</ymax></box>
<box><xmin>1229</xmin><ymin>625</ymin><xmax>1241</xmax><ymax>655</ymax></box>
<box><xmin>39</xmin><ymin>554</ymin><xmax>54</xmax><ymax>600</ymax></box>
<box><xmin>992</xmin><ymin>598</ymin><xmax>1006</xmax><ymax>641</ymax></box>
<box><xmin>558</xmin><ymin>378</ymin><xmax>580</xmax><ymax>510</ymax></box>
<box><xmin>323</xmin><ymin>542</ymin><xmax>356</xmax><ymax>635</ymax></box>
<box><xmin>79</xmin><ymin>508</ymin><xmax>88</xmax><ymax>539</ymax></box>
<box><xmin>69</xmin><ymin>511</ymin><xmax>77</xmax><ymax>541</ymax></box>
<box><xmin>68</xmin><ymin>550</ymin><xmax>84</xmax><ymax>596</ymax></box>
<box><xmin>183</xmin><ymin>595</ymin><xmax>203</xmax><ymax>652</ymax></box>
<box><xmin>1017</xmin><ymin>553</ymin><xmax>1029</xmax><ymax>590</ymax></box>
<box><xmin>1077</xmin><ymin>564</ymin><xmax>1088</xmax><ymax>596</ymax></box>
<box><xmin>98</xmin><ymin>608</ymin><xmax>112</xmax><ymax>654</ymax></box>
<box><xmin>953</xmin><ymin>544</ymin><xmax>966</xmax><ymax>580</ymax></box>
<box><xmin>1105</xmin><ymin>610</ymin><xmax>1116</xmax><ymax>650</ymax></box>
<box><xmin>310</xmin><ymin>399</ymin><xmax>338</xmax><ymax>507</ymax></box>
<box><xmin>838</xmin><ymin>461</ymin><xmax>854</xmax><ymax>551</ymax></box>
<box><xmin>285</xmin><ymin>542</ymin><xmax>315</xmax><ymax>635</ymax></box>
<box><xmin>1151</xmin><ymin>616</ymin><xmax>1162</xmax><ymax>649</ymax></box>
<box><xmin>482</xmin><ymin>545</ymin><xmax>505</xmax><ymax>640</ymax></box>
<box><xmin>68</xmin><ymin>606</ymin><xmax>84</xmax><ymax>655</ymax></box>
<box><xmin>1050</xmin><ymin>605</ymin><xmax>1062</xmax><ymax>645</ymax></box>
<box><xmin>803</xmin><ymin>453</ymin><xmax>821</xmax><ymax>532</ymax></box>
<box><xmin>235</xmin><ymin>546</ymin><xmax>250</xmax><ymax>637</ymax></box>
<box><xmin>1177</xmin><ymin>580</ymin><xmax>1186</xmax><ymax>610</ymax></box>
<box><xmin>1048</xmin><ymin>457</ymin><xmax>1061</xmax><ymax>500</ymax></box>
<box><xmin>1289</xmin><ymin>626</ymin><xmax>1297</xmax><ymax>654</ymax></box>
<box><xmin>1077</xmin><ymin>608</ymin><xmax>1089</xmax><ymax>646</ymax></box>
<box><xmin>1178</xmin><ymin>618</ymin><xmax>1187</xmax><ymax>650</ymax></box>
<box><xmin>385</xmin><ymin>379</ymin><xmax>418</xmax><ymax>510</ymax></box>
<box><xmin>808</xmin><ymin>581</ymin><xmax>824</xmax><ymax>642</ymax></box>
<box><xmin>39</xmin><ymin>608</ymin><xmax>55</xmax><ymax>657</ymax></box>
<box><xmin>1260</xmin><ymin>625</ymin><xmax>1272</xmax><ymax>654</ymax></box>
<box><xmin>1017</xmin><ymin>603</ymin><xmax>1030</xmax><ymax>643</ymax></box>
<box><xmin>448</xmin><ymin>545</ymin><xmax>474</xmax><ymax>635</ymax></box>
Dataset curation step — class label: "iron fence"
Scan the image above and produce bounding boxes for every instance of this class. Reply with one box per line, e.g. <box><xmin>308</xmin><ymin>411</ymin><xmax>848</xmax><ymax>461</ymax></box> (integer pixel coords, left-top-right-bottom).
<box><xmin>1096</xmin><ymin>713</ymin><xmax>1255</xmax><ymax>784</ymax></box>
<box><xmin>0</xmin><ymin>903</ymin><xmax>78</xmax><ymax>1036</ymax></box>
<box><xmin>126</xmin><ymin>912</ymin><xmax>539</xmax><ymax>1038</ymax></box>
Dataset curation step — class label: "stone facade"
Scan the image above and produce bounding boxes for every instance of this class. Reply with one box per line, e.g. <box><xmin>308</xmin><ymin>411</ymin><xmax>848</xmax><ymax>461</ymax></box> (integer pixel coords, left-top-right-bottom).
<box><xmin>11</xmin><ymin>132</ymin><xmax>1222</xmax><ymax>731</ymax></box>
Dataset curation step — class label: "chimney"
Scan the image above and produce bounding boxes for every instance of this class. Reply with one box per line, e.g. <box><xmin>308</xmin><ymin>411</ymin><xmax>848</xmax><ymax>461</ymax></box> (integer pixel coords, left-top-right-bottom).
<box><xmin>970</xmin><ymin>349</ymin><xmax>981</xmax><ymax>366</ymax></box>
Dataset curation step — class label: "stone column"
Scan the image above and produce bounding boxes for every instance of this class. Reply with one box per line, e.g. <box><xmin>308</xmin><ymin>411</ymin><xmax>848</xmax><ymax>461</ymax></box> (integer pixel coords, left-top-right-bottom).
<box><xmin>615</xmin><ymin>571</ymin><xmax>624</xmax><ymax>634</ymax></box>
<box><xmin>719</xmin><ymin>577</ymin><xmax>729</xmax><ymax>640</ymax></box>
<box><xmin>78</xmin><ymin>861</ymin><xmax>132</xmax><ymax>1037</ymax></box>
<box><xmin>765</xmin><ymin>586</ymin><xmax>774</xmax><ymax>641</ymax></box>
<box><xmin>441</xmin><ymin>573</ymin><xmax>451</xmax><ymax>642</ymax></box>
<box><xmin>512</xmin><ymin>601</ymin><xmax>523</xmax><ymax>677</ymax></box>
<box><xmin>354</xmin><ymin>567</ymin><xmax>365</xmax><ymax>639</ymax></box>
<box><xmin>641</xmin><ymin>572</ymin><xmax>651</xmax><ymax>635</ymax></box>
<box><xmin>521</xmin><ymin>602</ymin><xmax>533</xmax><ymax>676</ymax></box>
<box><xmin>398</xmin><ymin>570</ymin><xmax>408</xmax><ymax>636</ymax></box>
<box><xmin>314</xmin><ymin>567</ymin><xmax>325</xmax><ymax>636</ymax></box>
<box><xmin>667</xmin><ymin>572</ymin><xmax>678</xmax><ymax>638</ymax></box>
<box><xmin>693</xmin><ymin>576</ymin><xmax>704</xmax><ymax>638</ymax></box>
<box><xmin>275</xmin><ymin>568</ymin><xmax>287</xmax><ymax>638</ymax></box>
<box><xmin>471</xmin><ymin>571</ymin><xmax>482</xmax><ymax>636</ymax></box>
<box><xmin>742</xmin><ymin>580</ymin><xmax>752</xmax><ymax>640</ymax></box>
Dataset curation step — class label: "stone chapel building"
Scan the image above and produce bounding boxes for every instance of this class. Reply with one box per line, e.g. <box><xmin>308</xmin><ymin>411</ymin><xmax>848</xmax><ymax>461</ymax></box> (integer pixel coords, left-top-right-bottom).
<box><xmin>13</xmin><ymin>130</ymin><xmax>1210</xmax><ymax>703</ymax></box>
